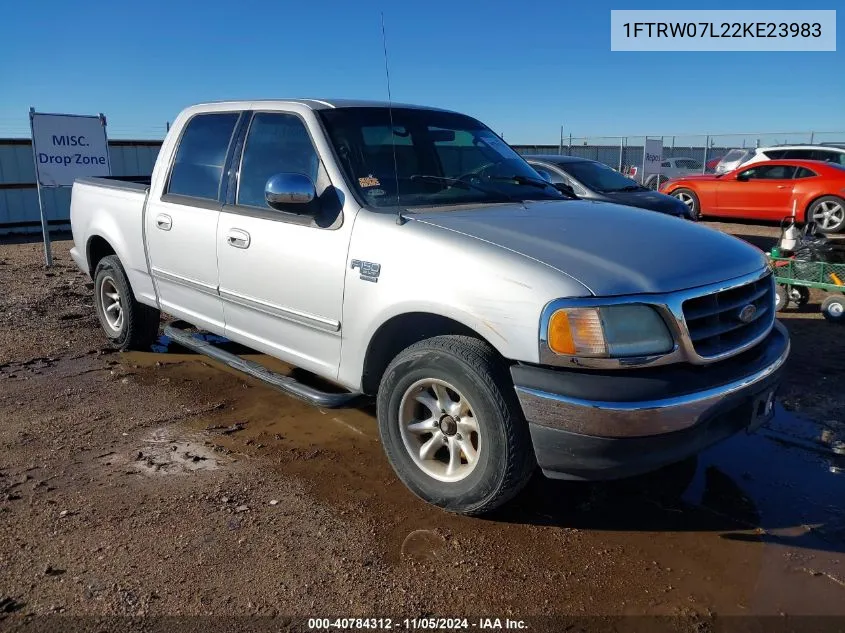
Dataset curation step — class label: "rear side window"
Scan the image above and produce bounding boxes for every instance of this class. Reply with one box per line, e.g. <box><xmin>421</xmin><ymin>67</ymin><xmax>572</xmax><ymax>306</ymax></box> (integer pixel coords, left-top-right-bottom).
<box><xmin>795</xmin><ymin>167</ymin><xmax>818</xmax><ymax>178</ymax></box>
<box><xmin>167</xmin><ymin>113</ymin><xmax>240</xmax><ymax>200</ymax></box>
<box><xmin>762</xmin><ymin>150</ymin><xmax>788</xmax><ymax>159</ymax></box>
<box><xmin>676</xmin><ymin>159</ymin><xmax>702</xmax><ymax>169</ymax></box>
<box><xmin>810</xmin><ymin>149</ymin><xmax>844</xmax><ymax>163</ymax></box>
<box><xmin>783</xmin><ymin>149</ymin><xmax>815</xmax><ymax>160</ymax></box>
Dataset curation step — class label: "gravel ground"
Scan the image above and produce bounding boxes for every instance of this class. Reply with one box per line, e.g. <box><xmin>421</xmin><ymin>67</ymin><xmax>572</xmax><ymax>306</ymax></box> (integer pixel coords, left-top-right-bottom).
<box><xmin>1</xmin><ymin>224</ymin><xmax>844</xmax><ymax>630</ymax></box>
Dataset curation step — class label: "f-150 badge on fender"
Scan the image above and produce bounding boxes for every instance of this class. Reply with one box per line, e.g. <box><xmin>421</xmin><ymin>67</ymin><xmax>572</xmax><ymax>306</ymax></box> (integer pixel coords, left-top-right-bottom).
<box><xmin>351</xmin><ymin>259</ymin><xmax>381</xmax><ymax>283</ymax></box>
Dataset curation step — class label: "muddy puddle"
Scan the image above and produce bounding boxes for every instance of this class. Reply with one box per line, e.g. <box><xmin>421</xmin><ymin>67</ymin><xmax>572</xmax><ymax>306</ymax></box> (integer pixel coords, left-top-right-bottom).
<box><xmin>117</xmin><ymin>334</ymin><xmax>845</xmax><ymax>615</ymax></box>
<box><xmin>97</xmin><ymin>426</ymin><xmax>227</xmax><ymax>476</ymax></box>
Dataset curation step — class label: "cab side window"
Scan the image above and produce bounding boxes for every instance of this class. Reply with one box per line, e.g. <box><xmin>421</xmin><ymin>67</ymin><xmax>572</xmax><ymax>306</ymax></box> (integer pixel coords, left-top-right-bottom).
<box><xmin>167</xmin><ymin>113</ymin><xmax>240</xmax><ymax>200</ymax></box>
<box><xmin>237</xmin><ymin>113</ymin><xmax>320</xmax><ymax>209</ymax></box>
<box><xmin>739</xmin><ymin>164</ymin><xmax>797</xmax><ymax>180</ymax></box>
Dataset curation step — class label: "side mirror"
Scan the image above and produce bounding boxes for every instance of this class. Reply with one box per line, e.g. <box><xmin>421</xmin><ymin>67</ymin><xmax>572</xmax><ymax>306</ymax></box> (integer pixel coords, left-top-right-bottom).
<box><xmin>265</xmin><ymin>173</ymin><xmax>316</xmax><ymax>212</ymax></box>
<box><xmin>534</xmin><ymin>169</ymin><xmax>553</xmax><ymax>183</ymax></box>
<box><xmin>554</xmin><ymin>183</ymin><xmax>578</xmax><ymax>198</ymax></box>
<box><xmin>736</xmin><ymin>172</ymin><xmax>750</xmax><ymax>182</ymax></box>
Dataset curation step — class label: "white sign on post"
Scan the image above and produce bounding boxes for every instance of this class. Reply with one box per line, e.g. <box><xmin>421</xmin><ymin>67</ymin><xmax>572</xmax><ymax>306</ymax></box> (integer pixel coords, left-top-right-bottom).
<box><xmin>29</xmin><ymin>110</ymin><xmax>111</xmax><ymax>266</ymax></box>
<box><xmin>640</xmin><ymin>138</ymin><xmax>664</xmax><ymax>186</ymax></box>
<box><xmin>30</xmin><ymin>113</ymin><xmax>111</xmax><ymax>186</ymax></box>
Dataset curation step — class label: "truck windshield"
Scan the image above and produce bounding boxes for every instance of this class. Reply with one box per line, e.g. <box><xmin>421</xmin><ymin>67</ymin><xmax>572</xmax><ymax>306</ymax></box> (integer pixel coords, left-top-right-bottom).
<box><xmin>318</xmin><ymin>107</ymin><xmax>565</xmax><ymax>207</ymax></box>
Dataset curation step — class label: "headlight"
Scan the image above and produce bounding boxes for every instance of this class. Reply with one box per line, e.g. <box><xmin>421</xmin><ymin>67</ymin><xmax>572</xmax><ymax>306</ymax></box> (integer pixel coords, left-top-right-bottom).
<box><xmin>547</xmin><ymin>305</ymin><xmax>674</xmax><ymax>358</ymax></box>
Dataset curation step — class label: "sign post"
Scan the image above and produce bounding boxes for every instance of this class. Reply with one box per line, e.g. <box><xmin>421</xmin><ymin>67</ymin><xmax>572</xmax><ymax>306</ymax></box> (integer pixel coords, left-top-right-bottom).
<box><xmin>29</xmin><ymin>109</ymin><xmax>111</xmax><ymax>266</ymax></box>
<box><xmin>641</xmin><ymin>137</ymin><xmax>664</xmax><ymax>187</ymax></box>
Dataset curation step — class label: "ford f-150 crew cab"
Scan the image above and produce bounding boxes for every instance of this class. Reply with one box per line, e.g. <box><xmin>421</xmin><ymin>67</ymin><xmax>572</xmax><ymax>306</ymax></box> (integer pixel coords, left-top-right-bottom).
<box><xmin>70</xmin><ymin>99</ymin><xmax>790</xmax><ymax>514</ymax></box>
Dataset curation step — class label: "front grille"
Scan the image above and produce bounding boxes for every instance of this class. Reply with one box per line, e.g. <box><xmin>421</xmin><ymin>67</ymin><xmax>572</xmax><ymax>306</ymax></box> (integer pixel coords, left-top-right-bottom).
<box><xmin>682</xmin><ymin>274</ymin><xmax>775</xmax><ymax>358</ymax></box>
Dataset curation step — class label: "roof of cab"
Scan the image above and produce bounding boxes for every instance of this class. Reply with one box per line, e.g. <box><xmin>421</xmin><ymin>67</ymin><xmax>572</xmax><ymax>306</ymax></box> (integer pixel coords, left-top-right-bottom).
<box><xmin>188</xmin><ymin>98</ymin><xmax>456</xmax><ymax>112</ymax></box>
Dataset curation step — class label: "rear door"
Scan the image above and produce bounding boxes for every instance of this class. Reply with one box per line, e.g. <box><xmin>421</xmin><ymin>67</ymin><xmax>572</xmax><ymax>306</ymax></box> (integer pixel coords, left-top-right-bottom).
<box><xmin>144</xmin><ymin>111</ymin><xmax>242</xmax><ymax>332</ymax></box>
<box><xmin>216</xmin><ymin>110</ymin><xmax>352</xmax><ymax>378</ymax></box>
<box><xmin>716</xmin><ymin>164</ymin><xmax>797</xmax><ymax>218</ymax></box>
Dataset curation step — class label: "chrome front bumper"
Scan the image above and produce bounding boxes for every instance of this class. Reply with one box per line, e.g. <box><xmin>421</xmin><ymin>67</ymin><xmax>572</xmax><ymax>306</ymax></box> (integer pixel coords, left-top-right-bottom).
<box><xmin>513</xmin><ymin>321</ymin><xmax>790</xmax><ymax>480</ymax></box>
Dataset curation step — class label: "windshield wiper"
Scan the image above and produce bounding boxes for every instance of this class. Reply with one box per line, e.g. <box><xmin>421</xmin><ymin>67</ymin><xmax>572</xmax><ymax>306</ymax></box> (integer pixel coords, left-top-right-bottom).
<box><xmin>489</xmin><ymin>175</ymin><xmax>579</xmax><ymax>199</ymax></box>
<box><xmin>409</xmin><ymin>174</ymin><xmax>519</xmax><ymax>202</ymax></box>
<box><xmin>613</xmin><ymin>184</ymin><xmax>647</xmax><ymax>192</ymax></box>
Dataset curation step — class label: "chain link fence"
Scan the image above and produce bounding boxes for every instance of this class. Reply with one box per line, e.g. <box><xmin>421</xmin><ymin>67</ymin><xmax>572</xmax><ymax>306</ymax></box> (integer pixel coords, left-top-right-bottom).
<box><xmin>512</xmin><ymin>131</ymin><xmax>845</xmax><ymax>187</ymax></box>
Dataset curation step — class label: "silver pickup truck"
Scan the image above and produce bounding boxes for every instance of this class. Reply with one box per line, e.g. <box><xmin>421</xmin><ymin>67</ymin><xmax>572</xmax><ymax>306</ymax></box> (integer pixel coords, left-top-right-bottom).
<box><xmin>70</xmin><ymin>99</ymin><xmax>789</xmax><ymax>514</ymax></box>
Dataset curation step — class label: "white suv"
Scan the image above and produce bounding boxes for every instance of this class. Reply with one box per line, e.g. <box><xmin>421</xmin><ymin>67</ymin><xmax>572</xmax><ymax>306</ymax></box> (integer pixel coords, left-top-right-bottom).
<box><xmin>715</xmin><ymin>145</ymin><xmax>845</xmax><ymax>174</ymax></box>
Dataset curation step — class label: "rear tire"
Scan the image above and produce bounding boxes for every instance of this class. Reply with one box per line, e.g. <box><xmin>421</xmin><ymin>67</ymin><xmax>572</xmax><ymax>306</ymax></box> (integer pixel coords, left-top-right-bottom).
<box><xmin>376</xmin><ymin>335</ymin><xmax>535</xmax><ymax>515</ymax></box>
<box><xmin>807</xmin><ymin>196</ymin><xmax>845</xmax><ymax>234</ymax></box>
<box><xmin>671</xmin><ymin>188</ymin><xmax>701</xmax><ymax>221</ymax></box>
<box><xmin>93</xmin><ymin>255</ymin><xmax>161</xmax><ymax>351</ymax></box>
<box><xmin>821</xmin><ymin>296</ymin><xmax>845</xmax><ymax>323</ymax></box>
<box><xmin>788</xmin><ymin>285</ymin><xmax>810</xmax><ymax>308</ymax></box>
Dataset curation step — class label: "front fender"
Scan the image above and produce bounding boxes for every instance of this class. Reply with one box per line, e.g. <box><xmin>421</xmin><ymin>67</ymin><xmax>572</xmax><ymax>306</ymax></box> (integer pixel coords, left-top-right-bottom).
<box><xmin>336</xmin><ymin>210</ymin><xmax>590</xmax><ymax>389</ymax></box>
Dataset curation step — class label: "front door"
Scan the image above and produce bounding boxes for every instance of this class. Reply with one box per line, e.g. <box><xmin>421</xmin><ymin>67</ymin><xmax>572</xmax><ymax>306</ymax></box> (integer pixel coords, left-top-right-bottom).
<box><xmin>216</xmin><ymin>111</ymin><xmax>353</xmax><ymax>378</ymax></box>
<box><xmin>717</xmin><ymin>164</ymin><xmax>797</xmax><ymax>219</ymax></box>
<box><xmin>144</xmin><ymin>111</ymin><xmax>241</xmax><ymax>332</ymax></box>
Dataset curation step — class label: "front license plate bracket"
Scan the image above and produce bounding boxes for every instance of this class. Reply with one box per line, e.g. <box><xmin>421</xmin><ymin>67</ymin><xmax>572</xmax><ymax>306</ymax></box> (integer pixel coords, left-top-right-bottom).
<box><xmin>747</xmin><ymin>389</ymin><xmax>776</xmax><ymax>434</ymax></box>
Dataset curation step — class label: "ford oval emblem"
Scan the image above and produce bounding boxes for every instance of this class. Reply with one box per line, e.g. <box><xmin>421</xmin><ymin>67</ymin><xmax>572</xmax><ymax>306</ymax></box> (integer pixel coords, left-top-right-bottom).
<box><xmin>738</xmin><ymin>304</ymin><xmax>757</xmax><ymax>323</ymax></box>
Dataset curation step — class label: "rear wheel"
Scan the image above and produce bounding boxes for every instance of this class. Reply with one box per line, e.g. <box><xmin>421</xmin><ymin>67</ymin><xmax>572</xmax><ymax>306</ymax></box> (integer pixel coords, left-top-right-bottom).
<box><xmin>93</xmin><ymin>255</ymin><xmax>161</xmax><ymax>350</ymax></box>
<box><xmin>671</xmin><ymin>188</ymin><xmax>701</xmax><ymax>221</ymax></box>
<box><xmin>821</xmin><ymin>296</ymin><xmax>845</xmax><ymax>323</ymax></box>
<box><xmin>788</xmin><ymin>285</ymin><xmax>810</xmax><ymax>308</ymax></box>
<box><xmin>376</xmin><ymin>335</ymin><xmax>535</xmax><ymax>515</ymax></box>
<box><xmin>808</xmin><ymin>196</ymin><xmax>845</xmax><ymax>234</ymax></box>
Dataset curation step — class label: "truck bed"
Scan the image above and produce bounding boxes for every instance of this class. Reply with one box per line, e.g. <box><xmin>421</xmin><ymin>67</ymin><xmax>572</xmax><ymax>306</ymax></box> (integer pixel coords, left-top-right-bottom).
<box><xmin>75</xmin><ymin>175</ymin><xmax>151</xmax><ymax>193</ymax></box>
<box><xmin>69</xmin><ymin>176</ymin><xmax>157</xmax><ymax>306</ymax></box>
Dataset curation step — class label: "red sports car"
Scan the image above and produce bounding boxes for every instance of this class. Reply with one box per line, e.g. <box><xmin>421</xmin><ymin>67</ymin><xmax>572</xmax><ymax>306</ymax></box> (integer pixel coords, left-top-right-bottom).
<box><xmin>659</xmin><ymin>159</ymin><xmax>845</xmax><ymax>233</ymax></box>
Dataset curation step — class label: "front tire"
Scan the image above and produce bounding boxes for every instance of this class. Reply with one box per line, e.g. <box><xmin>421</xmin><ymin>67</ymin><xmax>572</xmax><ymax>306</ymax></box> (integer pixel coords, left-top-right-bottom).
<box><xmin>93</xmin><ymin>255</ymin><xmax>161</xmax><ymax>351</ymax></box>
<box><xmin>807</xmin><ymin>196</ymin><xmax>845</xmax><ymax>234</ymax></box>
<box><xmin>376</xmin><ymin>335</ymin><xmax>535</xmax><ymax>515</ymax></box>
<box><xmin>671</xmin><ymin>188</ymin><xmax>701</xmax><ymax>221</ymax></box>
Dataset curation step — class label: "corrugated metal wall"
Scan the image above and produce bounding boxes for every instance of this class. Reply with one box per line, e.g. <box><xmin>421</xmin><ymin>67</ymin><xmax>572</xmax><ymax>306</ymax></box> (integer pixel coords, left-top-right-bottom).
<box><xmin>0</xmin><ymin>139</ymin><xmax>161</xmax><ymax>235</ymax></box>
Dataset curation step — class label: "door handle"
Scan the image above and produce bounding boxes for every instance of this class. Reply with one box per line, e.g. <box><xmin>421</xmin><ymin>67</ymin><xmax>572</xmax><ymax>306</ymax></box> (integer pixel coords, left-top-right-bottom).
<box><xmin>156</xmin><ymin>214</ymin><xmax>172</xmax><ymax>231</ymax></box>
<box><xmin>777</xmin><ymin>185</ymin><xmax>790</xmax><ymax>189</ymax></box>
<box><xmin>226</xmin><ymin>229</ymin><xmax>251</xmax><ymax>249</ymax></box>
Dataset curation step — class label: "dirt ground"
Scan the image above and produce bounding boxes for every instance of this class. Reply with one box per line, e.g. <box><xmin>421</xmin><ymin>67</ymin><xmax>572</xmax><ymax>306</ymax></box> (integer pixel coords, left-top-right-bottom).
<box><xmin>1</xmin><ymin>223</ymin><xmax>844</xmax><ymax>630</ymax></box>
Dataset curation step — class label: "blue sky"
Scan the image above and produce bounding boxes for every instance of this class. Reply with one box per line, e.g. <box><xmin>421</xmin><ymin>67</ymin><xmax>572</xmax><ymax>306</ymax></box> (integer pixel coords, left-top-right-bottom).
<box><xmin>1</xmin><ymin>0</ymin><xmax>842</xmax><ymax>142</ymax></box>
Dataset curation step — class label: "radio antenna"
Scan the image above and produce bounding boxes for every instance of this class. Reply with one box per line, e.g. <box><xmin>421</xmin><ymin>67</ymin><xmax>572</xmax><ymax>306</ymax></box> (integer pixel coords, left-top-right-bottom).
<box><xmin>381</xmin><ymin>12</ymin><xmax>404</xmax><ymax>225</ymax></box>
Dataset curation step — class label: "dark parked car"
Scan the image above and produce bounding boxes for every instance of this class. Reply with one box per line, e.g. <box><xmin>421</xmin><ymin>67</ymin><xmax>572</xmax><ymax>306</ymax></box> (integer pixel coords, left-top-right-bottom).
<box><xmin>524</xmin><ymin>155</ymin><xmax>694</xmax><ymax>220</ymax></box>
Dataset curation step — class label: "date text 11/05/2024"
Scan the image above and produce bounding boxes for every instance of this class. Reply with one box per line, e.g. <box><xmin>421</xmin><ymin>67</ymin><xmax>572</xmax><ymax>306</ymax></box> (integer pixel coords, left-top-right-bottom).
<box><xmin>307</xmin><ymin>617</ymin><xmax>527</xmax><ymax>630</ymax></box>
<box><xmin>622</xmin><ymin>21</ymin><xmax>822</xmax><ymax>38</ymax></box>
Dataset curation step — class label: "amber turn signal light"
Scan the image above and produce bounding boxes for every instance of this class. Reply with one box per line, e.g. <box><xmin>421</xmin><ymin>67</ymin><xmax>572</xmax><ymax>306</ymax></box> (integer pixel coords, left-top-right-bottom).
<box><xmin>547</xmin><ymin>308</ymin><xmax>607</xmax><ymax>356</ymax></box>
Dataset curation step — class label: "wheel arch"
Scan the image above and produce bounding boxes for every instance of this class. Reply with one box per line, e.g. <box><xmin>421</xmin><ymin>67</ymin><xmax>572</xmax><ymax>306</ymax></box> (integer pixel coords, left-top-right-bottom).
<box><xmin>86</xmin><ymin>234</ymin><xmax>117</xmax><ymax>277</ymax></box>
<box><xmin>360</xmin><ymin>312</ymin><xmax>506</xmax><ymax>396</ymax></box>
<box><xmin>804</xmin><ymin>193</ymin><xmax>845</xmax><ymax>223</ymax></box>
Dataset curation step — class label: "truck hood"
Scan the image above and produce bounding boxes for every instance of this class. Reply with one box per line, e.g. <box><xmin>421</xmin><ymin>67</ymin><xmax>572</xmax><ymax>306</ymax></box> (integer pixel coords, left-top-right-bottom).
<box><xmin>409</xmin><ymin>200</ymin><xmax>766</xmax><ymax>296</ymax></box>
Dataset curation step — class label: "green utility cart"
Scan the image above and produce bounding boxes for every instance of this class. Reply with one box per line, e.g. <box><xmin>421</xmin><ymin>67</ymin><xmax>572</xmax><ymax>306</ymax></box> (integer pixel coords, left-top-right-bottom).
<box><xmin>769</xmin><ymin>255</ymin><xmax>845</xmax><ymax>322</ymax></box>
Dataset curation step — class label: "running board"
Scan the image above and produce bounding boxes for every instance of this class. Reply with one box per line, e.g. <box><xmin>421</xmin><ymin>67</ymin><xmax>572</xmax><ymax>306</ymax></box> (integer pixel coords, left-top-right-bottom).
<box><xmin>163</xmin><ymin>324</ymin><xmax>361</xmax><ymax>409</ymax></box>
